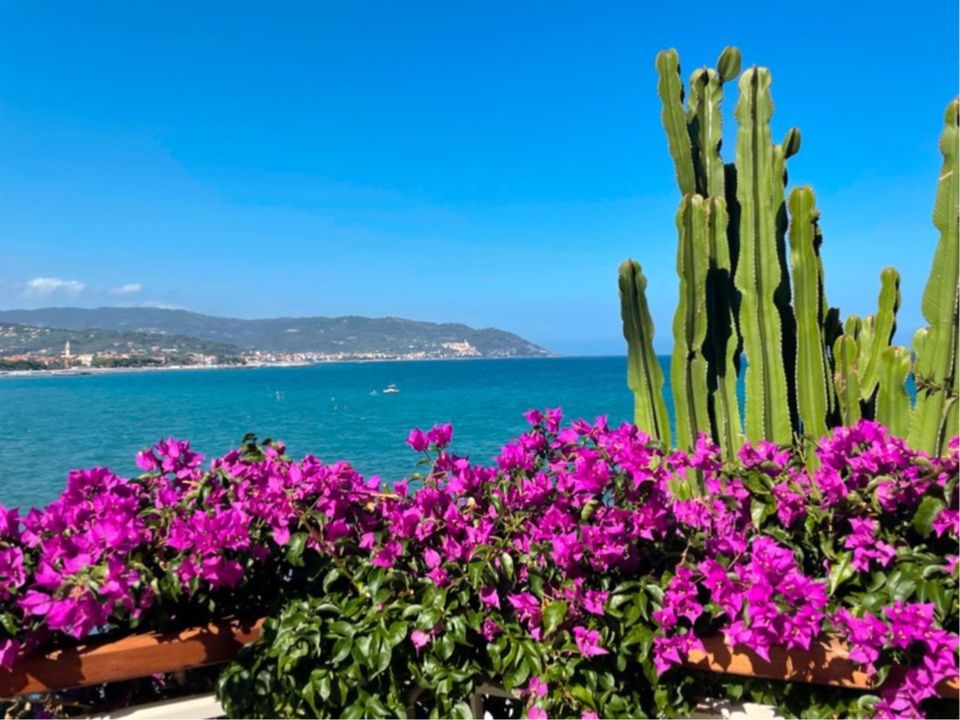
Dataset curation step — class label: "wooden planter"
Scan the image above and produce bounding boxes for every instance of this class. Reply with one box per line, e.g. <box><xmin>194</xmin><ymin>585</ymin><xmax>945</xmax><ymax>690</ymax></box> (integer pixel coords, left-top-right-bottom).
<box><xmin>0</xmin><ymin>618</ymin><xmax>956</xmax><ymax>701</ymax></box>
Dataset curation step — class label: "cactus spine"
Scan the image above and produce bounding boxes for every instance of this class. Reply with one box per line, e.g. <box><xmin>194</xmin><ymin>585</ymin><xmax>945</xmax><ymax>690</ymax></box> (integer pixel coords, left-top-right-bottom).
<box><xmin>619</xmin><ymin>260</ymin><xmax>672</xmax><ymax>445</ymax></box>
<box><xmin>733</xmin><ymin>67</ymin><xmax>793</xmax><ymax>445</ymax></box>
<box><xmin>910</xmin><ymin>100</ymin><xmax>960</xmax><ymax>456</ymax></box>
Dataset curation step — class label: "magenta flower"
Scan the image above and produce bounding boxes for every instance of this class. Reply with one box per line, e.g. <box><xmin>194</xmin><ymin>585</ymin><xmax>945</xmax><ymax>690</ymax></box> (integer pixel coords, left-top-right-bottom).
<box><xmin>0</xmin><ymin>638</ymin><xmax>20</xmax><ymax>671</ymax></box>
<box><xmin>481</xmin><ymin>618</ymin><xmax>502</xmax><ymax>641</ymax></box>
<box><xmin>406</xmin><ymin>428</ymin><xmax>429</xmax><ymax>452</ymax></box>
<box><xmin>526</xmin><ymin>676</ymin><xmax>547</xmax><ymax>698</ymax></box>
<box><xmin>427</xmin><ymin>423</ymin><xmax>453</xmax><ymax>448</ymax></box>
<box><xmin>524</xmin><ymin>409</ymin><xmax>544</xmax><ymax>426</ymax></box>
<box><xmin>479</xmin><ymin>586</ymin><xmax>500</xmax><ymax>610</ymax></box>
<box><xmin>410</xmin><ymin>629</ymin><xmax>431</xmax><ymax>652</ymax></box>
<box><xmin>573</xmin><ymin>626</ymin><xmax>608</xmax><ymax>657</ymax></box>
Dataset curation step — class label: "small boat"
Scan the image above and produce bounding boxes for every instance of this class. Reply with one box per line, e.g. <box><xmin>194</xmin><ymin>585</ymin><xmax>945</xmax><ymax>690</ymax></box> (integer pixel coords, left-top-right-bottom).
<box><xmin>383</xmin><ymin>384</ymin><xmax>400</xmax><ymax>394</ymax></box>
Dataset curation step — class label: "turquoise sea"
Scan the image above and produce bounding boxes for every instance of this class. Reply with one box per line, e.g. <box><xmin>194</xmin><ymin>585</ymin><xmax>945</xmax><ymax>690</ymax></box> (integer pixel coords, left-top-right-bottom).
<box><xmin>0</xmin><ymin>357</ymin><xmax>664</xmax><ymax>510</ymax></box>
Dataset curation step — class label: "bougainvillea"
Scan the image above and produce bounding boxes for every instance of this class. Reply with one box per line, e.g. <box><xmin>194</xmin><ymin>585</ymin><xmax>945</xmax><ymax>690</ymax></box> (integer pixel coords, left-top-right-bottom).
<box><xmin>0</xmin><ymin>415</ymin><xmax>956</xmax><ymax>718</ymax></box>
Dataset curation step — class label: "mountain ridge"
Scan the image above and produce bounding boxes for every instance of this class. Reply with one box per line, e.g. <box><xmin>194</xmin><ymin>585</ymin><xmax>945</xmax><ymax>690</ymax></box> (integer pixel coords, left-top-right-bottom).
<box><xmin>0</xmin><ymin>307</ymin><xmax>553</xmax><ymax>358</ymax></box>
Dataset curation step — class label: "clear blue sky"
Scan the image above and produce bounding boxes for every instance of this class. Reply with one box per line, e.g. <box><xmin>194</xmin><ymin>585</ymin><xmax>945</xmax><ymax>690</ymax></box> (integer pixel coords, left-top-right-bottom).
<box><xmin>0</xmin><ymin>1</ymin><xmax>956</xmax><ymax>355</ymax></box>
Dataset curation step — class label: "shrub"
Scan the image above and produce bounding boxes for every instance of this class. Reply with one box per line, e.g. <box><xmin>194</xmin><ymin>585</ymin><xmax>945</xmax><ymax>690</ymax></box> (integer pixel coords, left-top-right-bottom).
<box><xmin>0</xmin><ymin>412</ymin><xmax>957</xmax><ymax>718</ymax></box>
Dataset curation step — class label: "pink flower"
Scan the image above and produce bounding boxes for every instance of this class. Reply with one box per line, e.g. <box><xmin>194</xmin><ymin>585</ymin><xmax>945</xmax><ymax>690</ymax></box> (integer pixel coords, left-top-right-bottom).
<box><xmin>0</xmin><ymin>639</ymin><xmax>20</xmax><ymax>671</ymax></box>
<box><xmin>481</xmin><ymin>618</ymin><xmax>502</xmax><ymax>640</ymax></box>
<box><xmin>406</xmin><ymin>429</ymin><xmax>429</xmax><ymax>452</ymax></box>
<box><xmin>524</xmin><ymin>409</ymin><xmax>544</xmax><ymax>426</ymax></box>
<box><xmin>573</xmin><ymin>626</ymin><xmax>608</xmax><ymax>657</ymax></box>
<box><xmin>527</xmin><ymin>676</ymin><xmax>547</xmax><ymax>697</ymax></box>
<box><xmin>372</xmin><ymin>541</ymin><xmax>403</xmax><ymax>568</ymax></box>
<box><xmin>410</xmin><ymin>629</ymin><xmax>431</xmax><ymax>652</ymax></box>
<box><xmin>427</xmin><ymin>423</ymin><xmax>454</xmax><ymax>448</ymax></box>
<box><xmin>527</xmin><ymin>707</ymin><xmax>547</xmax><ymax>720</ymax></box>
<box><xmin>480</xmin><ymin>587</ymin><xmax>500</xmax><ymax>610</ymax></box>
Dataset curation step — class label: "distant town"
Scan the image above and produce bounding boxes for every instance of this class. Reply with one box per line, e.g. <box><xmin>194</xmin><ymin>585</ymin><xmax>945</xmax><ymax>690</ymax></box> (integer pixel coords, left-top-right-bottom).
<box><xmin>0</xmin><ymin>339</ymin><xmax>505</xmax><ymax>373</ymax></box>
<box><xmin>0</xmin><ymin>308</ymin><xmax>551</xmax><ymax>374</ymax></box>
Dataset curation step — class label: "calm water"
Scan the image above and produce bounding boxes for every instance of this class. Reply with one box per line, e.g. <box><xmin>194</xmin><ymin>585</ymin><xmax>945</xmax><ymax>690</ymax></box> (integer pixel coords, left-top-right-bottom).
<box><xmin>0</xmin><ymin>357</ymin><xmax>666</xmax><ymax>509</ymax></box>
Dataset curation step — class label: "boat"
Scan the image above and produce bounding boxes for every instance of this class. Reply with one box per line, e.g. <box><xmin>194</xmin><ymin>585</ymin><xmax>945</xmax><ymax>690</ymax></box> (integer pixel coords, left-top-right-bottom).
<box><xmin>383</xmin><ymin>384</ymin><xmax>400</xmax><ymax>394</ymax></box>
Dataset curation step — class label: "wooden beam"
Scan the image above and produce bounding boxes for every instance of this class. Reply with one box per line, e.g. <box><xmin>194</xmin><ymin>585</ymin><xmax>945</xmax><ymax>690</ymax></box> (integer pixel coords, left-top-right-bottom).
<box><xmin>683</xmin><ymin>633</ymin><xmax>959</xmax><ymax>699</ymax></box>
<box><xmin>1</xmin><ymin>620</ymin><xmax>956</xmax><ymax>701</ymax></box>
<box><xmin>0</xmin><ymin>617</ymin><xmax>262</xmax><ymax>699</ymax></box>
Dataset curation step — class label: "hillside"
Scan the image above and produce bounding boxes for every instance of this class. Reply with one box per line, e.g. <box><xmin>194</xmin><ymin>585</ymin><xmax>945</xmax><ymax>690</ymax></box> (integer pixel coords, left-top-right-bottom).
<box><xmin>0</xmin><ymin>323</ymin><xmax>242</xmax><ymax>358</ymax></box>
<box><xmin>0</xmin><ymin>308</ymin><xmax>552</xmax><ymax>358</ymax></box>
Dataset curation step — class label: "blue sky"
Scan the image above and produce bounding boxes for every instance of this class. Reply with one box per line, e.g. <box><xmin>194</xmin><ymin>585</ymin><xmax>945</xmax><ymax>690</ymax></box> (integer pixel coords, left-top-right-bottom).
<box><xmin>0</xmin><ymin>1</ymin><xmax>955</xmax><ymax>355</ymax></box>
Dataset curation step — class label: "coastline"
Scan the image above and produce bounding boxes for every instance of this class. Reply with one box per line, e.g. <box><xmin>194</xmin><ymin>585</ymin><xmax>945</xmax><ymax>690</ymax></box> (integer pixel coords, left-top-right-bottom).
<box><xmin>0</xmin><ymin>354</ymin><xmax>563</xmax><ymax>379</ymax></box>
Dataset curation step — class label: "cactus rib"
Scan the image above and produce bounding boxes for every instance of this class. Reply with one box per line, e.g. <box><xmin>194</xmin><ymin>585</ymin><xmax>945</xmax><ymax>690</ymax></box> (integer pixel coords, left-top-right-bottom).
<box><xmin>671</xmin><ymin>195</ymin><xmax>712</xmax><ymax>450</ymax></box>
<box><xmin>910</xmin><ymin>99</ymin><xmax>960</xmax><ymax>455</ymax></box>
<box><xmin>789</xmin><ymin>186</ymin><xmax>830</xmax><ymax>441</ymax></box>
<box><xmin>619</xmin><ymin>260</ymin><xmax>671</xmax><ymax>444</ymax></box>
<box><xmin>733</xmin><ymin>67</ymin><xmax>793</xmax><ymax>444</ymax></box>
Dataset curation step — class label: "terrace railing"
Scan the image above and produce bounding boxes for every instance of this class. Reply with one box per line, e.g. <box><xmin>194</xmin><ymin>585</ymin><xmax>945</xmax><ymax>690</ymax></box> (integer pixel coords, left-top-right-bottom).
<box><xmin>1</xmin><ymin>618</ymin><xmax>956</xmax><ymax>717</ymax></box>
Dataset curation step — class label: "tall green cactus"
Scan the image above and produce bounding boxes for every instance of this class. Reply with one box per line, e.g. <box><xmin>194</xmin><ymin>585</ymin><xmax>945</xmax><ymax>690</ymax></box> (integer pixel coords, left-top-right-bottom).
<box><xmin>671</xmin><ymin>195</ymin><xmax>712</xmax><ymax>450</ymax></box>
<box><xmin>788</xmin><ymin>186</ymin><xmax>831</xmax><ymax>442</ymax></box>
<box><xmin>655</xmin><ymin>47</ymin><xmax>743</xmax><ymax>454</ymax></box>
<box><xmin>733</xmin><ymin>67</ymin><xmax>793</xmax><ymax>445</ymax></box>
<box><xmin>860</xmin><ymin>268</ymin><xmax>901</xmax><ymax>401</ymax></box>
<box><xmin>656</xmin><ymin>50</ymin><xmax>696</xmax><ymax>196</ymax></box>
<box><xmin>910</xmin><ymin>100</ymin><xmax>960</xmax><ymax>456</ymax></box>
<box><xmin>621</xmin><ymin>48</ymin><xmax>958</xmax><ymax>460</ymax></box>
<box><xmin>834</xmin><ymin>335</ymin><xmax>862</xmax><ymax>426</ymax></box>
<box><xmin>619</xmin><ymin>260</ymin><xmax>671</xmax><ymax>445</ymax></box>
<box><xmin>705</xmin><ymin>196</ymin><xmax>743</xmax><ymax>458</ymax></box>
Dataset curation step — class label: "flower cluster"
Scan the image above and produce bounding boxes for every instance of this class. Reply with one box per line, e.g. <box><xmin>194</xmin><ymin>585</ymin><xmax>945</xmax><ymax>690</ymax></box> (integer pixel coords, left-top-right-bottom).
<box><xmin>0</xmin><ymin>415</ymin><xmax>956</xmax><ymax>719</ymax></box>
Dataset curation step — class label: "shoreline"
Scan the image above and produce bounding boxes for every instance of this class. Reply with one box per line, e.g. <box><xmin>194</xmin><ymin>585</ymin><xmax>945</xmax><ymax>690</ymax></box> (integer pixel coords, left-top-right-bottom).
<box><xmin>0</xmin><ymin>354</ymin><xmax>567</xmax><ymax>379</ymax></box>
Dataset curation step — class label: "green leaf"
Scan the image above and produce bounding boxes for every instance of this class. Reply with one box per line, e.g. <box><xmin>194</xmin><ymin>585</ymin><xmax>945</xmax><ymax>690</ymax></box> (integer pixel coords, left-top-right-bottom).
<box><xmin>285</xmin><ymin>531</ymin><xmax>308</xmax><ymax>567</ymax></box>
<box><xmin>451</xmin><ymin>702</ymin><xmax>473</xmax><ymax>719</ymax></box>
<box><xmin>503</xmin><ymin>660</ymin><xmax>530</xmax><ymax>690</ymax></box>
<box><xmin>322</xmin><ymin>567</ymin><xmax>341</xmax><ymax>592</ymax></box>
<box><xmin>828</xmin><ymin>552</ymin><xmax>857</xmax><ymax>595</ymax></box>
<box><xmin>373</xmin><ymin>636</ymin><xmax>392</xmax><ymax>675</ymax></box>
<box><xmin>750</xmin><ymin>498</ymin><xmax>773</xmax><ymax>528</ymax></box>
<box><xmin>543</xmin><ymin>600</ymin><xmax>568</xmax><ymax>637</ymax></box>
<box><xmin>385</xmin><ymin>620</ymin><xmax>408</xmax><ymax>648</ymax></box>
<box><xmin>500</xmin><ymin>552</ymin><xmax>515</xmax><ymax>580</ymax></box>
<box><xmin>330</xmin><ymin>637</ymin><xmax>352</xmax><ymax>664</ymax></box>
<box><xmin>569</xmin><ymin>684</ymin><xmax>595</xmax><ymax>709</ymax></box>
<box><xmin>913</xmin><ymin>496</ymin><xmax>945</xmax><ymax>537</ymax></box>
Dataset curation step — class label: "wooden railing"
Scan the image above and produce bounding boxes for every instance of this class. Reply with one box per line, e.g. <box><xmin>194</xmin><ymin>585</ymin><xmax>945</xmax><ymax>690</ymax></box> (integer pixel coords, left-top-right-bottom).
<box><xmin>0</xmin><ymin>618</ymin><xmax>956</xmax><ymax>701</ymax></box>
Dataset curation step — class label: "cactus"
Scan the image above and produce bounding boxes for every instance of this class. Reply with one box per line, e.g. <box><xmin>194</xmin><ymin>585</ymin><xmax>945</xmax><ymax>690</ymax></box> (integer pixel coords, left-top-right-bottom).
<box><xmin>844</xmin><ymin>315</ymin><xmax>862</xmax><ymax>341</ymax></box>
<box><xmin>876</xmin><ymin>346</ymin><xmax>912</xmax><ymax>439</ymax></box>
<box><xmin>910</xmin><ymin>100</ymin><xmax>960</xmax><ymax>456</ymax></box>
<box><xmin>622</xmin><ymin>47</ymin><xmax>958</xmax><ymax>459</ymax></box>
<box><xmin>859</xmin><ymin>268</ymin><xmax>901</xmax><ymax>401</ymax></box>
<box><xmin>788</xmin><ymin>186</ymin><xmax>831</xmax><ymax>442</ymax></box>
<box><xmin>704</xmin><ymin>196</ymin><xmax>743</xmax><ymax>458</ymax></box>
<box><xmin>619</xmin><ymin>260</ymin><xmax>671</xmax><ymax>445</ymax></box>
<box><xmin>656</xmin><ymin>50</ymin><xmax>696</xmax><ymax>196</ymax></box>
<box><xmin>834</xmin><ymin>335</ymin><xmax>862</xmax><ymax>426</ymax></box>
<box><xmin>671</xmin><ymin>195</ymin><xmax>712</xmax><ymax>449</ymax></box>
<box><xmin>733</xmin><ymin>67</ymin><xmax>793</xmax><ymax>445</ymax></box>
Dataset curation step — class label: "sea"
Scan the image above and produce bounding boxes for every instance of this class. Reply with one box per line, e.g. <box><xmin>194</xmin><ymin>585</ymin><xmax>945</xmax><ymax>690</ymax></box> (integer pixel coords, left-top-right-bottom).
<box><xmin>0</xmin><ymin>357</ymin><xmax>662</xmax><ymax>510</ymax></box>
